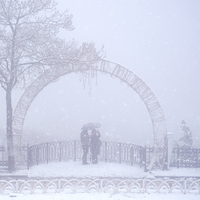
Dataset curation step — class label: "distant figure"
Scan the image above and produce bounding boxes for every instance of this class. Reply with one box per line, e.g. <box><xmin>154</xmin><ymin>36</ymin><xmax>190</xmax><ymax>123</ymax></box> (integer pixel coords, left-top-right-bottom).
<box><xmin>90</xmin><ymin>129</ymin><xmax>101</xmax><ymax>164</ymax></box>
<box><xmin>80</xmin><ymin>129</ymin><xmax>89</xmax><ymax>165</ymax></box>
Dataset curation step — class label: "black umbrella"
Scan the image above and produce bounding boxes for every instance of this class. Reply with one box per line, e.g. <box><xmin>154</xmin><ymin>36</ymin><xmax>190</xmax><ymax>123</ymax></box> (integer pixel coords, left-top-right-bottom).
<box><xmin>81</xmin><ymin>123</ymin><xmax>101</xmax><ymax>130</ymax></box>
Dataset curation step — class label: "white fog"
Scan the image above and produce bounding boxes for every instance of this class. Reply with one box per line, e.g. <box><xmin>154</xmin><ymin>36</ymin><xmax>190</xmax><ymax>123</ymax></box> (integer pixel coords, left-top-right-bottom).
<box><xmin>0</xmin><ymin>1</ymin><xmax>200</xmax><ymax>199</ymax></box>
<box><xmin>0</xmin><ymin>0</ymin><xmax>200</xmax><ymax>147</ymax></box>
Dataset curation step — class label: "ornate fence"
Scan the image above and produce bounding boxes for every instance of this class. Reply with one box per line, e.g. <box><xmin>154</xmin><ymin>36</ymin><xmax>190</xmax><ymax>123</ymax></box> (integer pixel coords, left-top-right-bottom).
<box><xmin>0</xmin><ymin>146</ymin><xmax>7</xmax><ymax>167</ymax></box>
<box><xmin>0</xmin><ymin>177</ymin><xmax>199</xmax><ymax>194</ymax></box>
<box><xmin>27</xmin><ymin>141</ymin><xmax>145</xmax><ymax>169</ymax></box>
<box><xmin>145</xmin><ymin>147</ymin><xmax>200</xmax><ymax>169</ymax></box>
<box><xmin>1</xmin><ymin>142</ymin><xmax>200</xmax><ymax>170</ymax></box>
<box><xmin>170</xmin><ymin>147</ymin><xmax>200</xmax><ymax>168</ymax></box>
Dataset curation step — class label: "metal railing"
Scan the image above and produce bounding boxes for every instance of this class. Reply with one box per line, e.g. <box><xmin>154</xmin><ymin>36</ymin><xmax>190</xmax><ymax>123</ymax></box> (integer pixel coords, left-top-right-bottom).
<box><xmin>0</xmin><ymin>146</ymin><xmax>7</xmax><ymax>166</ymax></box>
<box><xmin>145</xmin><ymin>147</ymin><xmax>200</xmax><ymax>169</ymax></box>
<box><xmin>27</xmin><ymin>141</ymin><xmax>145</xmax><ymax>169</ymax></box>
<box><xmin>1</xmin><ymin>142</ymin><xmax>200</xmax><ymax>171</ymax></box>
<box><xmin>170</xmin><ymin>147</ymin><xmax>200</xmax><ymax>168</ymax></box>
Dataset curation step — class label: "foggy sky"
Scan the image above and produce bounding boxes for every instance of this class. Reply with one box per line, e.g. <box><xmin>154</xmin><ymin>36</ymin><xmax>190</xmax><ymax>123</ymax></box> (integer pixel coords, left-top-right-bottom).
<box><xmin>0</xmin><ymin>0</ymin><xmax>200</xmax><ymax>146</ymax></box>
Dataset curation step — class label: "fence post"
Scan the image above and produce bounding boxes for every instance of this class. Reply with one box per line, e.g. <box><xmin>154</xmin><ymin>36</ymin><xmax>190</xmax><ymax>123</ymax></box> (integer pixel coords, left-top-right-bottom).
<box><xmin>140</xmin><ymin>147</ymin><xmax>143</xmax><ymax>168</ymax></box>
<box><xmin>144</xmin><ymin>146</ymin><xmax>147</xmax><ymax>172</ymax></box>
<box><xmin>163</xmin><ymin>135</ymin><xmax>168</xmax><ymax>170</ymax></box>
<box><xmin>167</xmin><ymin>132</ymin><xmax>173</xmax><ymax>169</ymax></box>
<box><xmin>46</xmin><ymin>143</ymin><xmax>49</xmax><ymax>164</ymax></box>
<box><xmin>142</xmin><ymin>177</ymin><xmax>146</xmax><ymax>193</ymax></box>
<box><xmin>16</xmin><ymin>179</ymin><xmax>19</xmax><ymax>193</ymax></box>
<box><xmin>177</xmin><ymin>146</ymin><xmax>179</xmax><ymax>168</ymax></box>
<box><xmin>36</xmin><ymin>145</ymin><xmax>39</xmax><ymax>165</ymax></box>
<box><xmin>195</xmin><ymin>147</ymin><xmax>198</xmax><ymax>168</ymax></box>
<box><xmin>59</xmin><ymin>141</ymin><xmax>62</xmax><ymax>162</ymax></box>
<box><xmin>105</xmin><ymin>142</ymin><xmax>107</xmax><ymax>163</ymax></box>
<box><xmin>119</xmin><ymin>143</ymin><xmax>121</xmax><ymax>164</ymax></box>
<box><xmin>27</xmin><ymin>144</ymin><xmax>30</xmax><ymax>170</ymax></box>
<box><xmin>130</xmin><ymin>146</ymin><xmax>133</xmax><ymax>166</ymax></box>
<box><xmin>184</xmin><ymin>177</ymin><xmax>186</xmax><ymax>194</ymax></box>
<box><xmin>74</xmin><ymin>140</ymin><xmax>76</xmax><ymax>162</ymax></box>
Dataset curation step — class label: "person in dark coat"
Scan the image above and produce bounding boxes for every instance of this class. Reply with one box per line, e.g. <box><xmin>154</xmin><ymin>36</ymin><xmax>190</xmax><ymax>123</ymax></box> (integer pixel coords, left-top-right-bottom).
<box><xmin>80</xmin><ymin>129</ymin><xmax>89</xmax><ymax>165</ymax></box>
<box><xmin>90</xmin><ymin>129</ymin><xmax>101</xmax><ymax>164</ymax></box>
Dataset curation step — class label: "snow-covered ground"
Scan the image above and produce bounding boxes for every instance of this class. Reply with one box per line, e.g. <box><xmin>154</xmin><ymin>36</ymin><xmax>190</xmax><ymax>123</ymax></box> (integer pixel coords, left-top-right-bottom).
<box><xmin>1</xmin><ymin>161</ymin><xmax>200</xmax><ymax>200</ymax></box>
<box><xmin>0</xmin><ymin>192</ymin><xmax>200</xmax><ymax>200</ymax></box>
<box><xmin>14</xmin><ymin>161</ymin><xmax>151</xmax><ymax>178</ymax></box>
<box><xmin>11</xmin><ymin>161</ymin><xmax>200</xmax><ymax>178</ymax></box>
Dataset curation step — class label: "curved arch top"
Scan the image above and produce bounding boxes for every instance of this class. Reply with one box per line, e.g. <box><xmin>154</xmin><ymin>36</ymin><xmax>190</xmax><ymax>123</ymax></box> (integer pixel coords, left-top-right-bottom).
<box><xmin>13</xmin><ymin>60</ymin><xmax>167</xmax><ymax>169</ymax></box>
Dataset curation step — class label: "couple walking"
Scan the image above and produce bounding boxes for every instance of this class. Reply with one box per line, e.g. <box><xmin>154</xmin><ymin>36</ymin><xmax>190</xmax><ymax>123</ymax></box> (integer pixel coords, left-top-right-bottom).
<box><xmin>80</xmin><ymin>129</ymin><xmax>101</xmax><ymax>165</ymax></box>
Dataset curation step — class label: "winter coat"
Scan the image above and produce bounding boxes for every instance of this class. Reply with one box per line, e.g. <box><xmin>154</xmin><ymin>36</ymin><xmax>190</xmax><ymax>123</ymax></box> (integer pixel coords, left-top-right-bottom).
<box><xmin>80</xmin><ymin>130</ymin><xmax>89</xmax><ymax>145</ymax></box>
<box><xmin>90</xmin><ymin>132</ymin><xmax>101</xmax><ymax>154</ymax></box>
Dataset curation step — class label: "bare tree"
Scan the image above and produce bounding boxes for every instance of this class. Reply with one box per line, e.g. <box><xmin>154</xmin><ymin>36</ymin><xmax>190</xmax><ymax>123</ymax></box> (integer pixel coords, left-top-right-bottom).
<box><xmin>0</xmin><ymin>0</ymin><xmax>102</xmax><ymax>172</ymax></box>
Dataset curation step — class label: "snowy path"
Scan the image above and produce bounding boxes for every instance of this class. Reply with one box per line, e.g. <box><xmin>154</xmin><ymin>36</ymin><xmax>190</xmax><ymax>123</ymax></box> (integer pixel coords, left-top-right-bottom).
<box><xmin>13</xmin><ymin>161</ymin><xmax>151</xmax><ymax>178</ymax></box>
<box><xmin>9</xmin><ymin>161</ymin><xmax>200</xmax><ymax>178</ymax></box>
<box><xmin>0</xmin><ymin>192</ymin><xmax>200</xmax><ymax>200</ymax></box>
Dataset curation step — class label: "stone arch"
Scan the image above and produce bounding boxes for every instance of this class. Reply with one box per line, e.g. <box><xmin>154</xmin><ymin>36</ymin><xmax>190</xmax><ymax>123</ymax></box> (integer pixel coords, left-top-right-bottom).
<box><xmin>13</xmin><ymin>60</ymin><xmax>167</xmax><ymax>169</ymax></box>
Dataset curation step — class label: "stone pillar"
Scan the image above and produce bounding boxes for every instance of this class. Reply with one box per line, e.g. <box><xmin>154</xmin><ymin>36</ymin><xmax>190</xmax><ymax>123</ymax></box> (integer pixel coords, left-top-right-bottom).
<box><xmin>13</xmin><ymin>134</ymin><xmax>26</xmax><ymax>169</ymax></box>
<box><xmin>167</xmin><ymin>132</ymin><xmax>173</xmax><ymax>168</ymax></box>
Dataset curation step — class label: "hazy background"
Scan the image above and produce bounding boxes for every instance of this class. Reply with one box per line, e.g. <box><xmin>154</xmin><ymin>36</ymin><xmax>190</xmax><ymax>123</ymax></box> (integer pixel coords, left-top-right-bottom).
<box><xmin>0</xmin><ymin>0</ymin><xmax>200</xmax><ymax>146</ymax></box>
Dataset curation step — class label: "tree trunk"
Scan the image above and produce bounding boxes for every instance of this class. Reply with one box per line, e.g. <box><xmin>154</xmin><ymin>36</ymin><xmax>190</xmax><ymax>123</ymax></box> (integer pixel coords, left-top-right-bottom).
<box><xmin>6</xmin><ymin>86</ymin><xmax>15</xmax><ymax>172</ymax></box>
